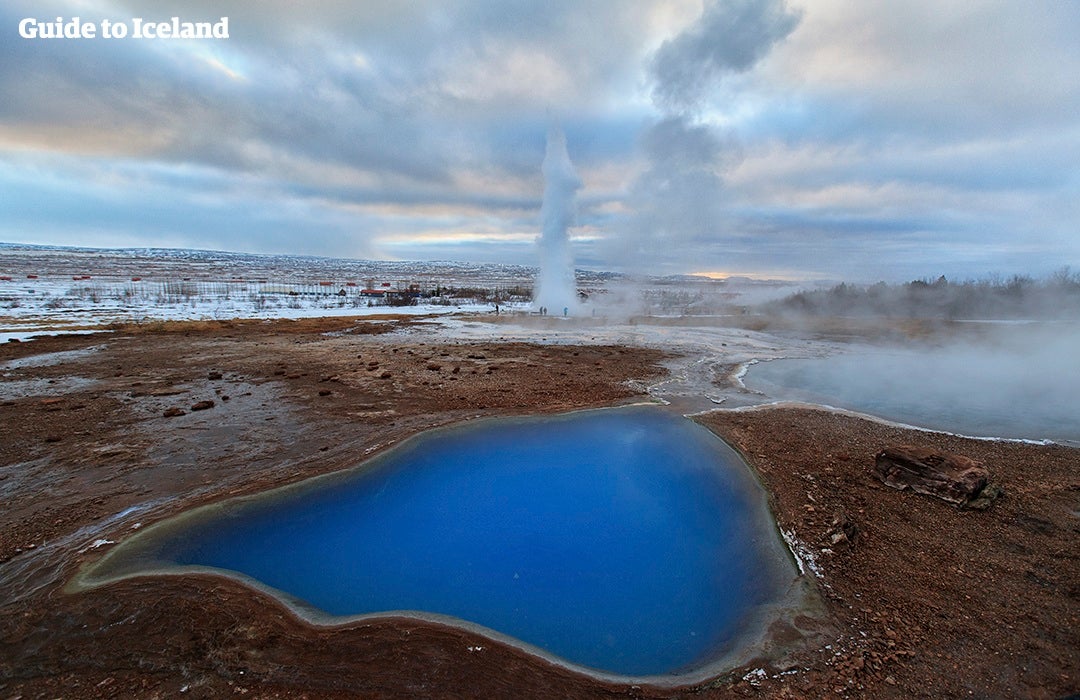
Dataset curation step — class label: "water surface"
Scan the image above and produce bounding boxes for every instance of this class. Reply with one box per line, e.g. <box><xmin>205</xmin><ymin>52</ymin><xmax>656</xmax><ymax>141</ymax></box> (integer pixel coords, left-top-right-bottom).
<box><xmin>746</xmin><ymin>340</ymin><xmax>1080</xmax><ymax>443</ymax></box>
<box><xmin>80</xmin><ymin>406</ymin><xmax>794</xmax><ymax>677</ymax></box>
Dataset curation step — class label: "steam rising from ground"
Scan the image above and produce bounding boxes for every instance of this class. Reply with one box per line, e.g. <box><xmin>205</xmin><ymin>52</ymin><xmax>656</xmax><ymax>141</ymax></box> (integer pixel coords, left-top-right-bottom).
<box><xmin>746</xmin><ymin>323</ymin><xmax>1080</xmax><ymax>444</ymax></box>
<box><xmin>609</xmin><ymin>0</ymin><xmax>801</xmax><ymax>273</ymax></box>
<box><xmin>534</xmin><ymin>125</ymin><xmax>581</xmax><ymax>315</ymax></box>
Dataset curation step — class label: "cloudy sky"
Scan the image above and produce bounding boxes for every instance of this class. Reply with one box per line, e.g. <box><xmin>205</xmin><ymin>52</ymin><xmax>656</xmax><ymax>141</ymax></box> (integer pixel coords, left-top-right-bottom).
<box><xmin>2</xmin><ymin>0</ymin><xmax>1077</xmax><ymax>281</ymax></box>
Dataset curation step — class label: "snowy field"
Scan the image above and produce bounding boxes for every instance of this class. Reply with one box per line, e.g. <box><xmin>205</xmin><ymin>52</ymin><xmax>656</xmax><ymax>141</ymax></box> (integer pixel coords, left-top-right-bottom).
<box><xmin>0</xmin><ymin>244</ymin><xmax>830</xmax><ymax>420</ymax></box>
<box><xmin>0</xmin><ymin>245</ymin><xmax>544</xmax><ymax>340</ymax></box>
<box><xmin>0</xmin><ymin>243</ymin><xmax>802</xmax><ymax>342</ymax></box>
<box><xmin>4</xmin><ymin>244</ymin><xmax>1079</xmax><ymax>446</ymax></box>
<box><xmin>0</xmin><ymin>274</ymin><xmax>513</xmax><ymax>342</ymax></box>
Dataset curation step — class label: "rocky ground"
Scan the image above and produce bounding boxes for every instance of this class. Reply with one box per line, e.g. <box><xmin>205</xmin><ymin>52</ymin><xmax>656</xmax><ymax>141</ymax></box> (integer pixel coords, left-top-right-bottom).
<box><xmin>0</xmin><ymin>315</ymin><xmax>1077</xmax><ymax>699</ymax></box>
<box><xmin>699</xmin><ymin>408</ymin><xmax>1079</xmax><ymax>699</ymax></box>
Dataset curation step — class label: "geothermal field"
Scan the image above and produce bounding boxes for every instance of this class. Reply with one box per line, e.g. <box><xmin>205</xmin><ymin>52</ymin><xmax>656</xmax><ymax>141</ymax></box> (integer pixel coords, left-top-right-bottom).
<box><xmin>7</xmin><ymin>1</ymin><xmax>1079</xmax><ymax>696</ymax></box>
<box><xmin>1</xmin><ymin>244</ymin><xmax>1078</xmax><ymax>698</ymax></box>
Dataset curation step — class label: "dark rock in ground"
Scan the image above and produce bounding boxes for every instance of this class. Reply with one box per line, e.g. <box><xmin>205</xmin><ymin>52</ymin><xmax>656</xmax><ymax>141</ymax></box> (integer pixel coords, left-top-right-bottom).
<box><xmin>190</xmin><ymin>400</ymin><xmax>215</xmax><ymax>411</ymax></box>
<box><xmin>162</xmin><ymin>407</ymin><xmax>186</xmax><ymax>417</ymax></box>
<box><xmin>874</xmin><ymin>445</ymin><xmax>989</xmax><ymax>506</ymax></box>
<box><xmin>207</xmin><ymin>371</ymin><xmax>222</xmax><ymax>380</ymax></box>
<box><xmin>966</xmin><ymin>482</ymin><xmax>1004</xmax><ymax>510</ymax></box>
<box><xmin>826</xmin><ymin>511</ymin><xmax>859</xmax><ymax>546</ymax></box>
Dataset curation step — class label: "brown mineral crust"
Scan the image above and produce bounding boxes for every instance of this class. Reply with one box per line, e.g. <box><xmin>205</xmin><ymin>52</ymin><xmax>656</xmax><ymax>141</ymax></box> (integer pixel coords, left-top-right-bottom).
<box><xmin>2</xmin><ymin>319</ymin><xmax>1078</xmax><ymax>699</ymax></box>
<box><xmin>0</xmin><ymin>317</ymin><xmax>677</xmax><ymax>699</ymax></box>
<box><xmin>698</xmin><ymin>407</ymin><xmax>1079</xmax><ymax>699</ymax></box>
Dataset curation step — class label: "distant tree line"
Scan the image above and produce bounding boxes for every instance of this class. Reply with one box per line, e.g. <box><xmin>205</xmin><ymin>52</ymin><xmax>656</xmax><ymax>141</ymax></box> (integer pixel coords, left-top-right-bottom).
<box><xmin>765</xmin><ymin>268</ymin><xmax>1080</xmax><ymax>319</ymax></box>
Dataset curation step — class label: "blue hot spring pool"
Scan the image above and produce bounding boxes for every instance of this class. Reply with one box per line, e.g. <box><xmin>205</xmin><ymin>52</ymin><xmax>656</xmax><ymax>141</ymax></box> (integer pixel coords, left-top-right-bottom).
<box><xmin>77</xmin><ymin>406</ymin><xmax>795</xmax><ymax>677</ymax></box>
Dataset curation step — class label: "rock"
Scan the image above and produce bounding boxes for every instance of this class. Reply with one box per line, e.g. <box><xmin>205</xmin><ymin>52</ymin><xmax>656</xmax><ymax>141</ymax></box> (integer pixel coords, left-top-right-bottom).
<box><xmin>190</xmin><ymin>400</ymin><xmax>215</xmax><ymax>411</ymax></box>
<box><xmin>873</xmin><ymin>445</ymin><xmax>989</xmax><ymax>506</ymax></box>
<box><xmin>207</xmin><ymin>371</ymin><xmax>223</xmax><ymax>380</ymax></box>
<box><xmin>163</xmin><ymin>407</ymin><xmax>186</xmax><ymax>417</ymax></box>
<box><xmin>149</xmin><ymin>388</ymin><xmax>186</xmax><ymax>397</ymax></box>
<box><xmin>824</xmin><ymin>511</ymin><xmax>858</xmax><ymax>547</ymax></box>
<box><xmin>966</xmin><ymin>482</ymin><xmax>1004</xmax><ymax>511</ymax></box>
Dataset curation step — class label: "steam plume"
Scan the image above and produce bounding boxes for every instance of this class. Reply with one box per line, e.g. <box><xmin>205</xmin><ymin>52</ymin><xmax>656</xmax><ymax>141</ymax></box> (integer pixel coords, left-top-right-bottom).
<box><xmin>534</xmin><ymin>124</ymin><xmax>581</xmax><ymax>314</ymax></box>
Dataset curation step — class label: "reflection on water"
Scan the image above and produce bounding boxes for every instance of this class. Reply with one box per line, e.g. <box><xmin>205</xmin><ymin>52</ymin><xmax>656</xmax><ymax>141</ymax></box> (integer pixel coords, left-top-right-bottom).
<box><xmin>80</xmin><ymin>406</ymin><xmax>794</xmax><ymax>677</ymax></box>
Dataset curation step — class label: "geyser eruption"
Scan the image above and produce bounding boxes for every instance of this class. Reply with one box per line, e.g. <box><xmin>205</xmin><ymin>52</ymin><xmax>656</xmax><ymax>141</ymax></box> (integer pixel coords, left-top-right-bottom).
<box><xmin>534</xmin><ymin>125</ymin><xmax>581</xmax><ymax>315</ymax></box>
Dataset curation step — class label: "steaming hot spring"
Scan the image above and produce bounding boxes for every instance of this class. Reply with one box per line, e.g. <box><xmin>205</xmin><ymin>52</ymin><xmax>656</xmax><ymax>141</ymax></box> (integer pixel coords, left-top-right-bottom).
<box><xmin>73</xmin><ymin>406</ymin><xmax>799</xmax><ymax>678</ymax></box>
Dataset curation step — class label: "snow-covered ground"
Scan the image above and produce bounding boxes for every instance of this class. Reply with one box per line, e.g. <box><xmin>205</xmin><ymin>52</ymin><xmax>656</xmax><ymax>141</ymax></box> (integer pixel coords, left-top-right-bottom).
<box><xmin>4</xmin><ymin>247</ymin><xmax>1077</xmax><ymax>445</ymax></box>
<box><xmin>0</xmin><ymin>244</ymin><xmax>805</xmax><ymax>343</ymax></box>
<box><xmin>0</xmin><ymin>268</ymin><xmax>530</xmax><ymax>342</ymax></box>
<box><xmin>0</xmin><ymin>257</ymin><xmax>834</xmax><ymax>414</ymax></box>
<box><xmin>0</xmin><ymin>274</ymin><xmax>513</xmax><ymax>340</ymax></box>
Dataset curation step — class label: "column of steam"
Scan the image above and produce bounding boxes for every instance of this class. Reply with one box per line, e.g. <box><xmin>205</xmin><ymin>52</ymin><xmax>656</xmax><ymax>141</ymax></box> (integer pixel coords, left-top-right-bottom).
<box><xmin>534</xmin><ymin>125</ymin><xmax>581</xmax><ymax>316</ymax></box>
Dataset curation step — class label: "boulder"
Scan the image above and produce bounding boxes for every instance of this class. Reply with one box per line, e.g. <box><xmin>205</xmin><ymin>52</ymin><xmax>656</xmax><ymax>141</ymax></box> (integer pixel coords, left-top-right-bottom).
<box><xmin>873</xmin><ymin>445</ymin><xmax>989</xmax><ymax>506</ymax></box>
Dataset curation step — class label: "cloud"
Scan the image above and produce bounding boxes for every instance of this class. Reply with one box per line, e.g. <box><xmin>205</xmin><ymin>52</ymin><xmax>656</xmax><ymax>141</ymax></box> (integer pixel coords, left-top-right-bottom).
<box><xmin>649</xmin><ymin>0</ymin><xmax>801</xmax><ymax>111</ymax></box>
<box><xmin>608</xmin><ymin>0</ymin><xmax>1079</xmax><ymax>280</ymax></box>
<box><xmin>709</xmin><ymin>0</ymin><xmax>1080</xmax><ymax>279</ymax></box>
<box><xmin>0</xmin><ymin>0</ymin><xmax>1077</xmax><ymax>281</ymax></box>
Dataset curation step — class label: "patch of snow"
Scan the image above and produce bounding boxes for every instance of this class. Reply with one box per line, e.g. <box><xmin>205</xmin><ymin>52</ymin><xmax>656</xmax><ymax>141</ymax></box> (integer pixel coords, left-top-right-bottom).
<box><xmin>79</xmin><ymin>538</ymin><xmax>115</xmax><ymax>553</ymax></box>
<box><xmin>780</xmin><ymin>528</ymin><xmax>825</xmax><ymax>581</ymax></box>
<box><xmin>730</xmin><ymin>358</ymin><xmax>758</xmax><ymax>388</ymax></box>
<box><xmin>1</xmin><ymin>274</ymin><xmax>519</xmax><ymax>333</ymax></box>
<box><xmin>742</xmin><ymin>668</ymin><xmax>767</xmax><ymax>685</ymax></box>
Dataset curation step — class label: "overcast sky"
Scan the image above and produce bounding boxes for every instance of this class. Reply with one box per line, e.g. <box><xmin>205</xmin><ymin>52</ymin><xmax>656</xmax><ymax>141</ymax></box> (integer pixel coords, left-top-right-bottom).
<box><xmin>2</xmin><ymin>0</ymin><xmax>1077</xmax><ymax>281</ymax></box>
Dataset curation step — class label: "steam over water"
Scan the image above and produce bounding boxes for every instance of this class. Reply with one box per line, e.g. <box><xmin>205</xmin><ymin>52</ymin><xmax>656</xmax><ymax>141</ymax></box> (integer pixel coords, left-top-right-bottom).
<box><xmin>534</xmin><ymin>125</ymin><xmax>581</xmax><ymax>315</ymax></box>
<box><xmin>746</xmin><ymin>325</ymin><xmax>1080</xmax><ymax>444</ymax></box>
